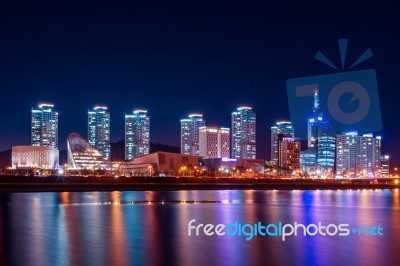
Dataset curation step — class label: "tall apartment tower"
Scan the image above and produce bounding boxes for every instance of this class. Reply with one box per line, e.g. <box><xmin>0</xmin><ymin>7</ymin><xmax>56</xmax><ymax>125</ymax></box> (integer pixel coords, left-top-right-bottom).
<box><xmin>180</xmin><ymin>114</ymin><xmax>205</xmax><ymax>155</ymax></box>
<box><xmin>199</xmin><ymin>127</ymin><xmax>230</xmax><ymax>159</ymax></box>
<box><xmin>88</xmin><ymin>106</ymin><xmax>111</xmax><ymax>159</ymax></box>
<box><xmin>270</xmin><ymin>121</ymin><xmax>294</xmax><ymax>163</ymax></box>
<box><xmin>336</xmin><ymin>132</ymin><xmax>381</xmax><ymax>176</ymax></box>
<box><xmin>31</xmin><ymin>103</ymin><xmax>58</xmax><ymax>149</ymax></box>
<box><xmin>125</xmin><ymin>109</ymin><xmax>150</xmax><ymax>160</ymax></box>
<box><xmin>231</xmin><ymin>106</ymin><xmax>256</xmax><ymax>159</ymax></box>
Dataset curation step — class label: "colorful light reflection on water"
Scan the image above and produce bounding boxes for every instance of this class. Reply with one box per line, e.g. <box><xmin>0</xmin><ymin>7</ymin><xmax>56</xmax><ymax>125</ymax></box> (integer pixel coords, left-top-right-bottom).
<box><xmin>0</xmin><ymin>189</ymin><xmax>399</xmax><ymax>265</ymax></box>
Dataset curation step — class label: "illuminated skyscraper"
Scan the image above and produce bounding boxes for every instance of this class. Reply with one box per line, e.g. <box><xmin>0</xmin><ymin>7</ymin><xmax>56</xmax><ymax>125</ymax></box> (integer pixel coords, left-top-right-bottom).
<box><xmin>125</xmin><ymin>109</ymin><xmax>150</xmax><ymax>160</ymax></box>
<box><xmin>31</xmin><ymin>103</ymin><xmax>58</xmax><ymax>149</ymax></box>
<box><xmin>180</xmin><ymin>114</ymin><xmax>205</xmax><ymax>155</ymax></box>
<box><xmin>231</xmin><ymin>106</ymin><xmax>256</xmax><ymax>159</ymax></box>
<box><xmin>199</xmin><ymin>127</ymin><xmax>230</xmax><ymax>159</ymax></box>
<box><xmin>335</xmin><ymin>132</ymin><xmax>381</xmax><ymax>176</ymax></box>
<box><xmin>302</xmin><ymin>89</ymin><xmax>336</xmax><ymax>175</ymax></box>
<box><xmin>271</xmin><ymin>121</ymin><xmax>294</xmax><ymax>163</ymax></box>
<box><xmin>88</xmin><ymin>106</ymin><xmax>111</xmax><ymax>159</ymax></box>
<box><xmin>317</xmin><ymin>135</ymin><xmax>336</xmax><ymax>173</ymax></box>
<box><xmin>307</xmin><ymin>89</ymin><xmax>330</xmax><ymax>148</ymax></box>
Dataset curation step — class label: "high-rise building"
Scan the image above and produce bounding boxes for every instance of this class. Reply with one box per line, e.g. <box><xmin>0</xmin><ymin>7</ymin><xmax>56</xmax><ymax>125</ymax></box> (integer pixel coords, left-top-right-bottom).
<box><xmin>271</xmin><ymin>121</ymin><xmax>294</xmax><ymax>163</ymax></box>
<box><xmin>180</xmin><ymin>114</ymin><xmax>205</xmax><ymax>156</ymax></box>
<box><xmin>307</xmin><ymin>89</ymin><xmax>333</xmax><ymax>148</ymax></box>
<box><xmin>300</xmin><ymin>89</ymin><xmax>336</xmax><ymax>176</ymax></box>
<box><xmin>31</xmin><ymin>103</ymin><xmax>58</xmax><ymax>149</ymax></box>
<box><xmin>199</xmin><ymin>127</ymin><xmax>230</xmax><ymax>159</ymax></box>
<box><xmin>316</xmin><ymin>136</ymin><xmax>336</xmax><ymax>173</ymax></box>
<box><xmin>88</xmin><ymin>106</ymin><xmax>111</xmax><ymax>159</ymax></box>
<box><xmin>278</xmin><ymin>136</ymin><xmax>301</xmax><ymax>171</ymax></box>
<box><xmin>231</xmin><ymin>106</ymin><xmax>256</xmax><ymax>159</ymax></box>
<box><xmin>125</xmin><ymin>109</ymin><xmax>150</xmax><ymax>160</ymax></box>
<box><xmin>335</xmin><ymin>132</ymin><xmax>358</xmax><ymax>175</ymax></box>
<box><xmin>335</xmin><ymin>132</ymin><xmax>381</xmax><ymax>177</ymax></box>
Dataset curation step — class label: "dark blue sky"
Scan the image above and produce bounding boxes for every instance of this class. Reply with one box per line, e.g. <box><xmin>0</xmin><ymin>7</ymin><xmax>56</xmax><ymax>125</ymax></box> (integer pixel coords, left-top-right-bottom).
<box><xmin>1</xmin><ymin>1</ymin><xmax>399</xmax><ymax>161</ymax></box>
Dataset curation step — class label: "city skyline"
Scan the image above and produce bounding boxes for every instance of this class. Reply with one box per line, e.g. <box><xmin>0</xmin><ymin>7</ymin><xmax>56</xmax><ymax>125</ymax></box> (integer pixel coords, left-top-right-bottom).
<box><xmin>2</xmin><ymin>3</ymin><xmax>400</xmax><ymax>266</ymax></box>
<box><xmin>4</xmin><ymin>100</ymin><xmax>391</xmax><ymax>161</ymax></box>
<box><xmin>1</xmin><ymin>2</ymin><xmax>399</xmax><ymax>163</ymax></box>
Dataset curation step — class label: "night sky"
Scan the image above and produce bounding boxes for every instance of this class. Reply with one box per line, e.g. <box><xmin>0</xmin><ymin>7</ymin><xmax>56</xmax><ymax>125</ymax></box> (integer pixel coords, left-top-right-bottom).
<box><xmin>1</xmin><ymin>1</ymin><xmax>399</xmax><ymax>162</ymax></box>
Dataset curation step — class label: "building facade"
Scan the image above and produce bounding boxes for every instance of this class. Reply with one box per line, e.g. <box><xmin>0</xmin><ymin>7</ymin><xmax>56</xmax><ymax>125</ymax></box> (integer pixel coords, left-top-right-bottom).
<box><xmin>125</xmin><ymin>109</ymin><xmax>150</xmax><ymax>160</ymax></box>
<box><xmin>278</xmin><ymin>137</ymin><xmax>301</xmax><ymax>171</ymax></box>
<box><xmin>231</xmin><ymin>106</ymin><xmax>256</xmax><ymax>159</ymax></box>
<box><xmin>316</xmin><ymin>135</ymin><xmax>336</xmax><ymax>174</ymax></box>
<box><xmin>88</xmin><ymin>106</ymin><xmax>111</xmax><ymax>159</ymax></box>
<box><xmin>380</xmin><ymin>155</ymin><xmax>390</xmax><ymax>176</ymax></box>
<box><xmin>335</xmin><ymin>132</ymin><xmax>381</xmax><ymax>177</ymax></box>
<box><xmin>12</xmin><ymin>146</ymin><xmax>59</xmax><ymax>169</ymax></box>
<box><xmin>271</xmin><ymin>121</ymin><xmax>294</xmax><ymax>163</ymax></box>
<box><xmin>180</xmin><ymin>114</ymin><xmax>205</xmax><ymax>156</ymax></box>
<box><xmin>120</xmin><ymin>152</ymin><xmax>202</xmax><ymax>176</ymax></box>
<box><xmin>199</xmin><ymin>127</ymin><xmax>230</xmax><ymax>159</ymax></box>
<box><xmin>31</xmin><ymin>103</ymin><xmax>58</xmax><ymax>149</ymax></box>
<box><xmin>300</xmin><ymin>149</ymin><xmax>317</xmax><ymax>174</ymax></box>
<box><xmin>67</xmin><ymin>133</ymin><xmax>111</xmax><ymax>170</ymax></box>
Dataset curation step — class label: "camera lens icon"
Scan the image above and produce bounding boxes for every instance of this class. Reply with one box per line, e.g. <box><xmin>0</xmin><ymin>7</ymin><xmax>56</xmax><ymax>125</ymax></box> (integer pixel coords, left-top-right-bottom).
<box><xmin>328</xmin><ymin>81</ymin><xmax>370</xmax><ymax>125</ymax></box>
<box><xmin>286</xmin><ymin>69</ymin><xmax>382</xmax><ymax>140</ymax></box>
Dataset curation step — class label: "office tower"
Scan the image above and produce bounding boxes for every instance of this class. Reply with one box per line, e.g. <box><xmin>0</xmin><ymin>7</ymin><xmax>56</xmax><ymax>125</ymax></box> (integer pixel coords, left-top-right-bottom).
<box><xmin>125</xmin><ymin>109</ymin><xmax>150</xmax><ymax>160</ymax></box>
<box><xmin>88</xmin><ymin>106</ymin><xmax>111</xmax><ymax>159</ymax></box>
<box><xmin>316</xmin><ymin>136</ymin><xmax>336</xmax><ymax>173</ymax></box>
<box><xmin>335</xmin><ymin>132</ymin><xmax>381</xmax><ymax>176</ymax></box>
<box><xmin>300</xmin><ymin>89</ymin><xmax>336</xmax><ymax>176</ymax></box>
<box><xmin>31</xmin><ymin>103</ymin><xmax>58</xmax><ymax>149</ymax></box>
<box><xmin>199</xmin><ymin>127</ymin><xmax>230</xmax><ymax>159</ymax></box>
<box><xmin>231</xmin><ymin>106</ymin><xmax>256</xmax><ymax>159</ymax></box>
<box><xmin>180</xmin><ymin>114</ymin><xmax>205</xmax><ymax>155</ymax></box>
<box><xmin>278</xmin><ymin>136</ymin><xmax>301</xmax><ymax>171</ymax></box>
<box><xmin>307</xmin><ymin>89</ymin><xmax>332</xmax><ymax>148</ymax></box>
<box><xmin>271</xmin><ymin>121</ymin><xmax>294</xmax><ymax>163</ymax></box>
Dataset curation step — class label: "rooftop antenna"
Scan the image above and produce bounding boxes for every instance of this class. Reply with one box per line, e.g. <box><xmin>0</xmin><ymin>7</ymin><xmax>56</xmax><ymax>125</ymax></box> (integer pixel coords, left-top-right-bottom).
<box><xmin>313</xmin><ymin>88</ymin><xmax>319</xmax><ymax>113</ymax></box>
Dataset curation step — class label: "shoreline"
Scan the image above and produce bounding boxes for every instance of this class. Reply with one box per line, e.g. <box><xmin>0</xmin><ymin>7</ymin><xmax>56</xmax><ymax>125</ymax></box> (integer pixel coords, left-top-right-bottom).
<box><xmin>1</xmin><ymin>175</ymin><xmax>398</xmax><ymax>193</ymax></box>
<box><xmin>1</xmin><ymin>182</ymin><xmax>399</xmax><ymax>193</ymax></box>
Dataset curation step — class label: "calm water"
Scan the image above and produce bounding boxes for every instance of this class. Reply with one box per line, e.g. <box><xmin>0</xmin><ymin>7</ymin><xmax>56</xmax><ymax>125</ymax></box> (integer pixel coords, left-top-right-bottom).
<box><xmin>0</xmin><ymin>189</ymin><xmax>399</xmax><ymax>266</ymax></box>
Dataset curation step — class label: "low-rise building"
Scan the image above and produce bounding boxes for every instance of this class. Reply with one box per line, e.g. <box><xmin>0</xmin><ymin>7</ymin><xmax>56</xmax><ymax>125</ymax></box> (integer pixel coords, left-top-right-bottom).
<box><xmin>12</xmin><ymin>145</ymin><xmax>59</xmax><ymax>169</ymax></box>
<box><xmin>120</xmin><ymin>151</ymin><xmax>202</xmax><ymax>176</ymax></box>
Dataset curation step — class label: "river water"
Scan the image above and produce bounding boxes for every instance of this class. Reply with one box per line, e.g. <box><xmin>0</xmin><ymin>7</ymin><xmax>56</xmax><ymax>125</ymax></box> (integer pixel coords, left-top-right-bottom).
<box><xmin>0</xmin><ymin>189</ymin><xmax>399</xmax><ymax>265</ymax></box>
